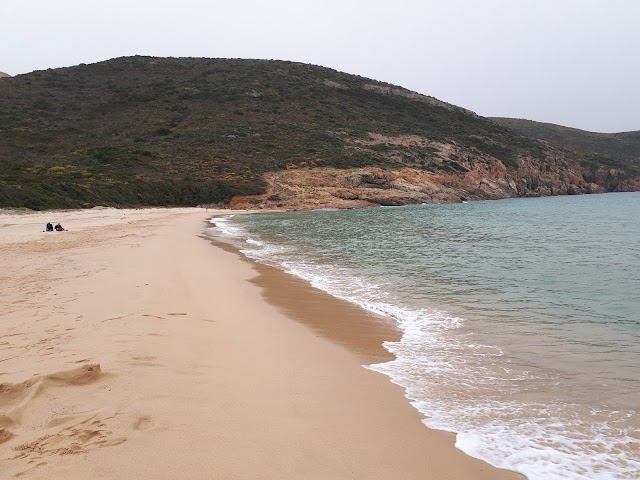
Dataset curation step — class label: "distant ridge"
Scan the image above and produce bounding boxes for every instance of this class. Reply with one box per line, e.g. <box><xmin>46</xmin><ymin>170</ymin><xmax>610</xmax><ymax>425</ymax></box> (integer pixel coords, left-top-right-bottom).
<box><xmin>0</xmin><ymin>56</ymin><xmax>638</xmax><ymax>210</ymax></box>
<box><xmin>0</xmin><ymin>72</ymin><xmax>11</xmax><ymax>78</ymax></box>
<box><xmin>490</xmin><ymin>117</ymin><xmax>640</xmax><ymax>174</ymax></box>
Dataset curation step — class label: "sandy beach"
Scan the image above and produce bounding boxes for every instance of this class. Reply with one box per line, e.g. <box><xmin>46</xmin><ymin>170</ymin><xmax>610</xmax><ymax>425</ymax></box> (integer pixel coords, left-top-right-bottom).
<box><xmin>0</xmin><ymin>207</ymin><xmax>523</xmax><ymax>479</ymax></box>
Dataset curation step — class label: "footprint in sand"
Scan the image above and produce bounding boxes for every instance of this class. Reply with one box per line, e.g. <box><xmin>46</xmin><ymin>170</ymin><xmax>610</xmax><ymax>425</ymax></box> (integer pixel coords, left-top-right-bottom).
<box><xmin>0</xmin><ymin>427</ymin><xmax>15</xmax><ymax>444</ymax></box>
<box><xmin>0</xmin><ymin>377</ymin><xmax>41</xmax><ymax>409</ymax></box>
<box><xmin>0</xmin><ymin>364</ymin><xmax>106</xmax><ymax>454</ymax></box>
<box><xmin>130</xmin><ymin>355</ymin><xmax>160</xmax><ymax>367</ymax></box>
<box><xmin>13</xmin><ymin>414</ymin><xmax>126</xmax><ymax>459</ymax></box>
<box><xmin>131</xmin><ymin>415</ymin><xmax>154</xmax><ymax>431</ymax></box>
<box><xmin>0</xmin><ymin>414</ymin><xmax>15</xmax><ymax>428</ymax></box>
<box><xmin>14</xmin><ymin>461</ymin><xmax>48</xmax><ymax>478</ymax></box>
<box><xmin>45</xmin><ymin>363</ymin><xmax>103</xmax><ymax>386</ymax></box>
<box><xmin>13</xmin><ymin>428</ymin><xmax>125</xmax><ymax>458</ymax></box>
<box><xmin>0</xmin><ymin>364</ymin><xmax>102</xmax><ymax>409</ymax></box>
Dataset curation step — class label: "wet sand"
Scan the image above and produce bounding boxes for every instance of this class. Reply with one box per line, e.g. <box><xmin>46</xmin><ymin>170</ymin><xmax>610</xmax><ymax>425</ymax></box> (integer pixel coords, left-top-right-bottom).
<box><xmin>0</xmin><ymin>207</ymin><xmax>523</xmax><ymax>479</ymax></box>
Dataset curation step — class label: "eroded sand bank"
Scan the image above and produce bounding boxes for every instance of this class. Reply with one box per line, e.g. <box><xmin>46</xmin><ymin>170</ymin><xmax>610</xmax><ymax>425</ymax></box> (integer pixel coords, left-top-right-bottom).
<box><xmin>0</xmin><ymin>208</ymin><xmax>523</xmax><ymax>479</ymax></box>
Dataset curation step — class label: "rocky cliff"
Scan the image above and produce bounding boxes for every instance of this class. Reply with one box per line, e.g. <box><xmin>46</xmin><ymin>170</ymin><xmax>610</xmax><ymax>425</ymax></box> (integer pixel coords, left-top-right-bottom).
<box><xmin>231</xmin><ymin>133</ymin><xmax>640</xmax><ymax>210</ymax></box>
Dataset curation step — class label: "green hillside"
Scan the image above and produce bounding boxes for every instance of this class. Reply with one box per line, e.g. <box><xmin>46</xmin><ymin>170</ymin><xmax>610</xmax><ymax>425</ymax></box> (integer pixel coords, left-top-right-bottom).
<box><xmin>0</xmin><ymin>56</ymin><xmax>552</xmax><ymax>209</ymax></box>
<box><xmin>0</xmin><ymin>56</ymin><xmax>636</xmax><ymax>209</ymax></box>
<box><xmin>490</xmin><ymin>117</ymin><xmax>640</xmax><ymax>175</ymax></box>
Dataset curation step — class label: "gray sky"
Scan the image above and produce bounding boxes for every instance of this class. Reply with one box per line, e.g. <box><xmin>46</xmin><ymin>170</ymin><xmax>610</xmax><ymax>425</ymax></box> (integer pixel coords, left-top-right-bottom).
<box><xmin>1</xmin><ymin>0</ymin><xmax>638</xmax><ymax>133</ymax></box>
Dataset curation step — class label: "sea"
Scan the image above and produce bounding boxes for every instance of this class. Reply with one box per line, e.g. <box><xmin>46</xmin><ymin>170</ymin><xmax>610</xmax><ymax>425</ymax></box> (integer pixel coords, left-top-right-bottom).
<box><xmin>208</xmin><ymin>192</ymin><xmax>640</xmax><ymax>480</ymax></box>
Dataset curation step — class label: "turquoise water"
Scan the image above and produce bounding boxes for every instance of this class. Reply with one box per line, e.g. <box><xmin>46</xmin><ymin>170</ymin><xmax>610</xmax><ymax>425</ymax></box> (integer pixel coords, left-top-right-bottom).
<box><xmin>210</xmin><ymin>192</ymin><xmax>640</xmax><ymax>480</ymax></box>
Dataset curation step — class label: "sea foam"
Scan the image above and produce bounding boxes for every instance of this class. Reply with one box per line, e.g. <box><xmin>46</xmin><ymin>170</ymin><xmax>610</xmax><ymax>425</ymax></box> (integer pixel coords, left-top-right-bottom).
<box><xmin>208</xmin><ymin>210</ymin><xmax>640</xmax><ymax>480</ymax></box>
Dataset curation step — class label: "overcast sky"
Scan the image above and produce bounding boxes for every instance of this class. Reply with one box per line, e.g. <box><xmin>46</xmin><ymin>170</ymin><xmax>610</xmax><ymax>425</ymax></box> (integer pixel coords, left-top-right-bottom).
<box><xmin>1</xmin><ymin>0</ymin><xmax>638</xmax><ymax>132</ymax></box>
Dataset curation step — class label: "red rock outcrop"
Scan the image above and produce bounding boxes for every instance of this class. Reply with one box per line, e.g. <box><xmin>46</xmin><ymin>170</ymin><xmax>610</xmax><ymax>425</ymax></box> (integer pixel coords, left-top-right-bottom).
<box><xmin>231</xmin><ymin>132</ymin><xmax>629</xmax><ymax>210</ymax></box>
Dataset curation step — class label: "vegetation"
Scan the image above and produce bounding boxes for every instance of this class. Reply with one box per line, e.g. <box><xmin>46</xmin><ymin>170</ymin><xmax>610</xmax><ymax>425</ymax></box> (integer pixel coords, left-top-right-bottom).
<box><xmin>490</xmin><ymin>118</ymin><xmax>640</xmax><ymax>176</ymax></box>
<box><xmin>0</xmin><ymin>56</ymin><xmax>637</xmax><ymax>209</ymax></box>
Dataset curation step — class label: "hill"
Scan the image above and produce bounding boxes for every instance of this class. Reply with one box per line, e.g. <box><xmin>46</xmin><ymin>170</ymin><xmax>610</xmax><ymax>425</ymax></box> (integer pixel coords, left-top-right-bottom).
<box><xmin>490</xmin><ymin>117</ymin><xmax>640</xmax><ymax>175</ymax></box>
<box><xmin>0</xmin><ymin>56</ymin><xmax>638</xmax><ymax>210</ymax></box>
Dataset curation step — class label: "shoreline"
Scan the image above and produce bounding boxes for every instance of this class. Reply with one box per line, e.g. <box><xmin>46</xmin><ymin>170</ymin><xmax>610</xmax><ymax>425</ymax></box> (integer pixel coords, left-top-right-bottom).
<box><xmin>0</xmin><ymin>208</ymin><xmax>524</xmax><ymax>479</ymax></box>
<box><xmin>206</xmin><ymin>214</ymin><xmax>527</xmax><ymax>479</ymax></box>
<box><xmin>205</xmin><ymin>227</ymin><xmax>400</xmax><ymax>364</ymax></box>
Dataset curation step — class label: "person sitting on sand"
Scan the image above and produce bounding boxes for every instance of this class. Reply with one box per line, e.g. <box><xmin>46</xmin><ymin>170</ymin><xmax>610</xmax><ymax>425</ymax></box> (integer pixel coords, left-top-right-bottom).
<box><xmin>45</xmin><ymin>222</ymin><xmax>54</xmax><ymax>232</ymax></box>
<box><xmin>54</xmin><ymin>223</ymin><xmax>65</xmax><ymax>231</ymax></box>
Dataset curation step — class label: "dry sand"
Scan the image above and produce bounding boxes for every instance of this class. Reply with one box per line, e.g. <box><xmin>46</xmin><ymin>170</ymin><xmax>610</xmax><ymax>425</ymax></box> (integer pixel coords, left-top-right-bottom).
<box><xmin>0</xmin><ymin>207</ymin><xmax>524</xmax><ymax>479</ymax></box>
